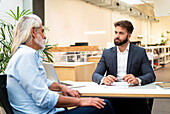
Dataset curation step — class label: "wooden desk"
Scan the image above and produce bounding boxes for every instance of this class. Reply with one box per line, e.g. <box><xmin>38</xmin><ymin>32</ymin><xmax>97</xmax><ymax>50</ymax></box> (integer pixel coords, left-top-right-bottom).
<box><xmin>88</xmin><ymin>56</ymin><xmax>101</xmax><ymax>69</ymax></box>
<box><xmin>50</xmin><ymin>46</ymin><xmax>98</xmax><ymax>52</ymax></box>
<box><xmin>63</xmin><ymin>81</ymin><xmax>170</xmax><ymax>98</ymax></box>
<box><xmin>53</xmin><ymin>62</ymin><xmax>95</xmax><ymax>81</ymax></box>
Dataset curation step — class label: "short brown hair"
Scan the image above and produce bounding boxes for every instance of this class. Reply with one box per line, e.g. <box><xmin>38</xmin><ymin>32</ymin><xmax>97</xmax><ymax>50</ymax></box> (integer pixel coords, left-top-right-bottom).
<box><xmin>114</xmin><ymin>20</ymin><xmax>134</xmax><ymax>34</ymax></box>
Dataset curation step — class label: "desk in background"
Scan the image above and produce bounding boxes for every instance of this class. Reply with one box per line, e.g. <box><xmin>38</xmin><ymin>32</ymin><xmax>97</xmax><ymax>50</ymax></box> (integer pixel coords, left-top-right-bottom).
<box><xmin>53</xmin><ymin>62</ymin><xmax>95</xmax><ymax>81</ymax></box>
<box><xmin>49</xmin><ymin>46</ymin><xmax>99</xmax><ymax>52</ymax></box>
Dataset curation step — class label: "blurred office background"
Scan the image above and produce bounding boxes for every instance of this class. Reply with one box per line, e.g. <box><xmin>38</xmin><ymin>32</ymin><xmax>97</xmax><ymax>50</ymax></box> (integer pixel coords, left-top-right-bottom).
<box><xmin>0</xmin><ymin>0</ymin><xmax>170</xmax><ymax>113</ymax></box>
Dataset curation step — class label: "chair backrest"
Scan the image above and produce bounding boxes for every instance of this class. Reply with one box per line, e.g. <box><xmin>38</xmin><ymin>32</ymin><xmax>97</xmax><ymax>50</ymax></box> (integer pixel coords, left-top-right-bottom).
<box><xmin>42</xmin><ymin>62</ymin><xmax>60</xmax><ymax>83</ymax></box>
<box><xmin>0</xmin><ymin>74</ymin><xmax>14</xmax><ymax>114</ymax></box>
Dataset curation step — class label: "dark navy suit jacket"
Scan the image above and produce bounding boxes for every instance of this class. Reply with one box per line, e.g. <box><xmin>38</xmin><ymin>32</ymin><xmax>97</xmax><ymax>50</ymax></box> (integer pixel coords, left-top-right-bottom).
<box><xmin>92</xmin><ymin>43</ymin><xmax>156</xmax><ymax>85</ymax></box>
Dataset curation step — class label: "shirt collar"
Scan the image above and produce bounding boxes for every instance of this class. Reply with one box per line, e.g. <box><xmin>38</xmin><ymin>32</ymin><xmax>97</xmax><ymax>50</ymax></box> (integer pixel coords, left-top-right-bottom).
<box><xmin>19</xmin><ymin>45</ymin><xmax>37</xmax><ymax>54</ymax></box>
<box><xmin>117</xmin><ymin>42</ymin><xmax>130</xmax><ymax>53</ymax></box>
<box><xmin>19</xmin><ymin>45</ymin><xmax>41</xmax><ymax>59</ymax></box>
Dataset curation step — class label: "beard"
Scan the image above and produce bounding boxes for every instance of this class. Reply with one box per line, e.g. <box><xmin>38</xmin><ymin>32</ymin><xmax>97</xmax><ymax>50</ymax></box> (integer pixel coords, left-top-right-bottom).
<box><xmin>34</xmin><ymin>33</ymin><xmax>45</xmax><ymax>50</ymax></box>
<box><xmin>114</xmin><ymin>35</ymin><xmax>129</xmax><ymax>46</ymax></box>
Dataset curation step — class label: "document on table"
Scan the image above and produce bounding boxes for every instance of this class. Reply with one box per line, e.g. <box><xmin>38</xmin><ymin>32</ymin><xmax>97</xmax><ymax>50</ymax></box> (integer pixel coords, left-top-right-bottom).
<box><xmin>60</xmin><ymin>81</ymin><xmax>86</xmax><ymax>88</ymax></box>
<box><xmin>101</xmin><ymin>82</ymin><xmax>130</xmax><ymax>89</ymax></box>
<box><xmin>156</xmin><ymin>82</ymin><xmax>170</xmax><ymax>89</ymax></box>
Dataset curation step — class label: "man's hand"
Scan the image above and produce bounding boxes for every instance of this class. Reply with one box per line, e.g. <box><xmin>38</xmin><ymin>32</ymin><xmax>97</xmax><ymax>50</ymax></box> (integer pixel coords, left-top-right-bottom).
<box><xmin>49</xmin><ymin>82</ymin><xmax>81</xmax><ymax>97</ymax></box>
<box><xmin>123</xmin><ymin>74</ymin><xmax>139</xmax><ymax>85</ymax></box>
<box><xmin>61</xmin><ymin>85</ymin><xmax>81</xmax><ymax>98</ymax></box>
<box><xmin>78</xmin><ymin>97</ymin><xmax>106</xmax><ymax>109</ymax></box>
<box><xmin>103</xmin><ymin>75</ymin><xmax>117</xmax><ymax>86</ymax></box>
<box><xmin>56</xmin><ymin>96</ymin><xmax>106</xmax><ymax>109</ymax></box>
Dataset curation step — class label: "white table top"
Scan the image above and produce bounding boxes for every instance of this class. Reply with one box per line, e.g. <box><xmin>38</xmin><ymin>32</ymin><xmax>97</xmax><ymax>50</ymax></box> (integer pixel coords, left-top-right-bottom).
<box><xmin>61</xmin><ymin>81</ymin><xmax>170</xmax><ymax>98</ymax></box>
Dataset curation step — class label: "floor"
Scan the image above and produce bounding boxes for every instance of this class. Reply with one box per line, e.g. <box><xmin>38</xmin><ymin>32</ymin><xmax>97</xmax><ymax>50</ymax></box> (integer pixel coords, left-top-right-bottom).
<box><xmin>152</xmin><ymin>63</ymin><xmax>170</xmax><ymax>114</ymax></box>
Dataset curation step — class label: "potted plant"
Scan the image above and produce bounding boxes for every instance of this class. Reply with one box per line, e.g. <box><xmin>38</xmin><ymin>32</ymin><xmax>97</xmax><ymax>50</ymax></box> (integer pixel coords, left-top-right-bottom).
<box><xmin>0</xmin><ymin>20</ymin><xmax>13</xmax><ymax>74</ymax></box>
<box><xmin>160</xmin><ymin>31</ymin><xmax>170</xmax><ymax>45</ymax></box>
<box><xmin>160</xmin><ymin>39</ymin><xmax>166</xmax><ymax>45</ymax></box>
<box><xmin>0</xmin><ymin>6</ymin><xmax>54</xmax><ymax>73</ymax></box>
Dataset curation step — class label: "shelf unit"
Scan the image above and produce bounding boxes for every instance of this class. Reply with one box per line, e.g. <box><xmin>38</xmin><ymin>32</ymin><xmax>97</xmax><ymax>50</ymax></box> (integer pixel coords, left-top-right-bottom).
<box><xmin>49</xmin><ymin>45</ymin><xmax>170</xmax><ymax>70</ymax></box>
<box><xmin>144</xmin><ymin>46</ymin><xmax>170</xmax><ymax>70</ymax></box>
<box><xmin>49</xmin><ymin>46</ymin><xmax>102</xmax><ymax>62</ymax></box>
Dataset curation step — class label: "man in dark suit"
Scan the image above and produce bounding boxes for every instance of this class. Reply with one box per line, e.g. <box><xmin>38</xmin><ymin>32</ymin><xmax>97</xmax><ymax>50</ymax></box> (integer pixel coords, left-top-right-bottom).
<box><xmin>92</xmin><ymin>20</ymin><xmax>156</xmax><ymax>114</ymax></box>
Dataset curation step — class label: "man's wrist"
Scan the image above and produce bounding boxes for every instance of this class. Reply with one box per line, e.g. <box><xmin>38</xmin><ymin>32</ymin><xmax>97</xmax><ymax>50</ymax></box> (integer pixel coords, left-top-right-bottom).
<box><xmin>77</xmin><ymin>98</ymin><xmax>82</xmax><ymax>106</ymax></box>
<box><xmin>58</xmin><ymin>84</ymin><xmax>66</xmax><ymax>91</ymax></box>
<box><xmin>136</xmin><ymin>78</ymin><xmax>142</xmax><ymax>85</ymax></box>
<box><xmin>100</xmin><ymin>77</ymin><xmax>105</xmax><ymax>85</ymax></box>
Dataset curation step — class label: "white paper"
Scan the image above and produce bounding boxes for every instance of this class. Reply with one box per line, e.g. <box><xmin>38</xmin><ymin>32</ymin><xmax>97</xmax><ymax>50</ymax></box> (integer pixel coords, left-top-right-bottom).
<box><xmin>108</xmin><ymin>82</ymin><xmax>130</xmax><ymax>88</ymax></box>
<box><xmin>111</xmin><ymin>82</ymin><xmax>129</xmax><ymax>86</ymax></box>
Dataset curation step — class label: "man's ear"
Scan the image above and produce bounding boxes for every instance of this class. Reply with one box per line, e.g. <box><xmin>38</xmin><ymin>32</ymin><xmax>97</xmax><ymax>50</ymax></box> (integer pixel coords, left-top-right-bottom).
<box><xmin>31</xmin><ymin>27</ymin><xmax>37</xmax><ymax>38</ymax></box>
<box><xmin>128</xmin><ymin>34</ymin><xmax>131</xmax><ymax>40</ymax></box>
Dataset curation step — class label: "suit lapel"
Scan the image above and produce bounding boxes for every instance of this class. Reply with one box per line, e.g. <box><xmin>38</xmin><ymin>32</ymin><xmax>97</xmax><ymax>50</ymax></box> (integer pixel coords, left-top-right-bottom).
<box><xmin>127</xmin><ymin>43</ymin><xmax>134</xmax><ymax>74</ymax></box>
<box><xmin>112</xmin><ymin>46</ymin><xmax>117</xmax><ymax>77</ymax></box>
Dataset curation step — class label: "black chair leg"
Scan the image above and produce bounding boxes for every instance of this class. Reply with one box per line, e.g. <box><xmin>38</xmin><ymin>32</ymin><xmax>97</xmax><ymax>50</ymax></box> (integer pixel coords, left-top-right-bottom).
<box><xmin>0</xmin><ymin>74</ymin><xmax>14</xmax><ymax>114</ymax></box>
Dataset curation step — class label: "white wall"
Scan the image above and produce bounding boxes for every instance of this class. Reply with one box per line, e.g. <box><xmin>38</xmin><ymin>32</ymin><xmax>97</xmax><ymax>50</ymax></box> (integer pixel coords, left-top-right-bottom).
<box><xmin>0</xmin><ymin>0</ymin><xmax>23</xmax><ymax>24</ymax></box>
<box><xmin>45</xmin><ymin>0</ymin><xmax>113</xmax><ymax>47</ymax></box>
<box><xmin>23</xmin><ymin>0</ymin><xmax>33</xmax><ymax>12</ymax></box>
<box><xmin>45</xmin><ymin>0</ymin><xmax>157</xmax><ymax>47</ymax></box>
<box><xmin>151</xmin><ymin>16</ymin><xmax>170</xmax><ymax>44</ymax></box>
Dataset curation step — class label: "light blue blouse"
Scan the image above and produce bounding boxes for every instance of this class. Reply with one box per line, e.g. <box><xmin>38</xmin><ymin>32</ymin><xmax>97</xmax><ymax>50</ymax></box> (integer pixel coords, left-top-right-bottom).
<box><xmin>5</xmin><ymin>45</ymin><xmax>65</xmax><ymax>114</ymax></box>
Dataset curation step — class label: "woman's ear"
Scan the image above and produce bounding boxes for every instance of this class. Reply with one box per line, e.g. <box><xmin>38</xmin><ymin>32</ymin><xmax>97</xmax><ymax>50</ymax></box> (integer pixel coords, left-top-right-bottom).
<box><xmin>31</xmin><ymin>27</ymin><xmax>37</xmax><ymax>38</ymax></box>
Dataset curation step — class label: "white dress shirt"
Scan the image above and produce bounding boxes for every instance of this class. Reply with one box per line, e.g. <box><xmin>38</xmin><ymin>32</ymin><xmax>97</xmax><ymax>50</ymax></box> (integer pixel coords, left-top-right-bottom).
<box><xmin>117</xmin><ymin>43</ymin><xmax>129</xmax><ymax>81</ymax></box>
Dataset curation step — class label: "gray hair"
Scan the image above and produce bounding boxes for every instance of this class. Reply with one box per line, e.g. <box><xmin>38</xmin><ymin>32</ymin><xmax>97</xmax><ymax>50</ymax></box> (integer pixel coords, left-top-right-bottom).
<box><xmin>11</xmin><ymin>14</ymin><xmax>42</xmax><ymax>55</ymax></box>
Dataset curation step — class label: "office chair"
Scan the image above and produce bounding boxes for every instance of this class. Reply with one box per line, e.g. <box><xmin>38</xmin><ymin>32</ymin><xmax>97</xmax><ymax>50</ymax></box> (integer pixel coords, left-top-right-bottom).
<box><xmin>0</xmin><ymin>74</ymin><xmax>14</xmax><ymax>114</ymax></box>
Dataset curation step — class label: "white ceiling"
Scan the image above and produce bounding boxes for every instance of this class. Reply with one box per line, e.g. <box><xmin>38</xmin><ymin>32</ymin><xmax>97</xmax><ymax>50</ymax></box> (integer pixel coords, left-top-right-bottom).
<box><xmin>120</xmin><ymin>0</ymin><xmax>170</xmax><ymax>17</ymax></box>
<box><xmin>119</xmin><ymin>0</ymin><xmax>143</xmax><ymax>5</ymax></box>
<box><xmin>119</xmin><ymin>0</ymin><xmax>154</xmax><ymax>5</ymax></box>
<box><xmin>119</xmin><ymin>0</ymin><xmax>154</xmax><ymax>17</ymax></box>
<box><xmin>120</xmin><ymin>0</ymin><xmax>154</xmax><ymax>5</ymax></box>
